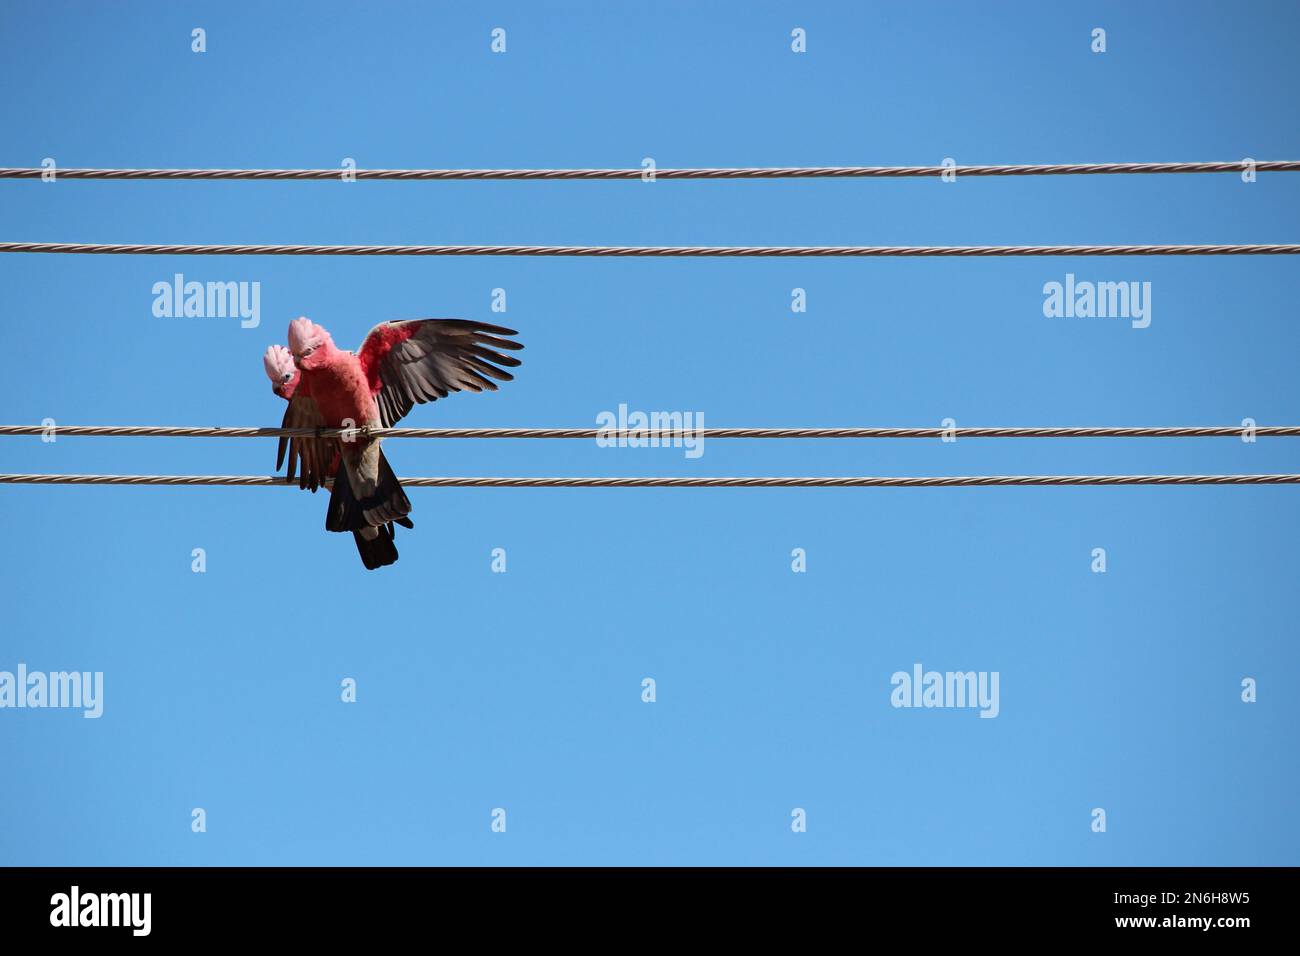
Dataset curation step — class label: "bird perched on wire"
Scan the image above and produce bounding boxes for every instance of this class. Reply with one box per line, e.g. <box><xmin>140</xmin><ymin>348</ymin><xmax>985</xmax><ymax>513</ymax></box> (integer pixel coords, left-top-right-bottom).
<box><xmin>265</xmin><ymin>318</ymin><xmax>523</xmax><ymax>568</ymax></box>
<box><xmin>263</xmin><ymin>344</ymin><xmax>412</xmax><ymax>569</ymax></box>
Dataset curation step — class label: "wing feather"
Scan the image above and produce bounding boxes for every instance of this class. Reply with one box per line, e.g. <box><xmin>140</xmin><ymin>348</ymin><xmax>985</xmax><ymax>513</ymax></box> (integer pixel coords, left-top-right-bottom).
<box><xmin>356</xmin><ymin>319</ymin><xmax>524</xmax><ymax>427</ymax></box>
<box><xmin>279</xmin><ymin>393</ymin><xmax>333</xmax><ymax>492</ymax></box>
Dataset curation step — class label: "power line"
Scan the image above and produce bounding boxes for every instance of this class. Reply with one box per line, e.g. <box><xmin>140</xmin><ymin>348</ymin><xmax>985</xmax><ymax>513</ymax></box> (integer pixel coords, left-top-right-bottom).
<box><xmin>1</xmin><ymin>161</ymin><xmax>1297</xmax><ymax>181</ymax></box>
<box><xmin>1</xmin><ymin>425</ymin><xmax>1296</xmax><ymax>440</ymax></box>
<box><xmin>2</xmin><ymin>241</ymin><xmax>1297</xmax><ymax>258</ymax></box>
<box><xmin>2</xmin><ymin>474</ymin><xmax>1298</xmax><ymax>488</ymax></box>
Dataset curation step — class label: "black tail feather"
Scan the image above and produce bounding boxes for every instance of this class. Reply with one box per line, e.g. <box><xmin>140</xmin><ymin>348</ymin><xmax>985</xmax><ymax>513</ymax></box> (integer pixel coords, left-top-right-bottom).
<box><xmin>326</xmin><ymin>449</ymin><xmax>411</xmax><ymax>533</ymax></box>
<box><xmin>352</xmin><ymin>524</ymin><xmax>399</xmax><ymax>570</ymax></box>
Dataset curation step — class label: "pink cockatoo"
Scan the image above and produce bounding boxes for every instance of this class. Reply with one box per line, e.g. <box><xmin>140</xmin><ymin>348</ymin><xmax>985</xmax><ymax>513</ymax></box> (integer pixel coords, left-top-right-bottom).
<box><xmin>264</xmin><ymin>343</ymin><xmax>334</xmax><ymax>489</ymax></box>
<box><xmin>264</xmin><ymin>344</ymin><xmax>413</xmax><ymax>569</ymax></box>
<box><xmin>275</xmin><ymin>317</ymin><xmax>523</xmax><ymax>568</ymax></box>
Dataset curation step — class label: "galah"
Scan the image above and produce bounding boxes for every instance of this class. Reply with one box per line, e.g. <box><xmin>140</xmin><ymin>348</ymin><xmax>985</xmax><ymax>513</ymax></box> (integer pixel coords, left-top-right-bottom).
<box><xmin>263</xmin><ymin>344</ymin><xmax>412</xmax><ymax>569</ymax></box>
<box><xmin>279</xmin><ymin>317</ymin><xmax>523</xmax><ymax>567</ymax></box>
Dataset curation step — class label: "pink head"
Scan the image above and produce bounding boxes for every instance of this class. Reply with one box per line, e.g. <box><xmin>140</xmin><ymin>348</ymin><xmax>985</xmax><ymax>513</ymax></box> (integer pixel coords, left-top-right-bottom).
<box><xmin>263</xmin><ymin>344</ymin><xmax>299</xmax><ymax>399</ymax></box>
<box><xmin>287</xmin><ymin>316</ymin><xmax>334</xmax><ymax>371</ymax></box>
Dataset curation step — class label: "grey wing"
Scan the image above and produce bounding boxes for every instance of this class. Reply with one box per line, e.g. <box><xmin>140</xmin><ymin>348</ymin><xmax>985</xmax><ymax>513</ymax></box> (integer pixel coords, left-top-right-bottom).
<box><xmin>360</xmin><ymin>319</ymin><xmax>523</xmax><ymax>428</ymax></box>
<box><xmin>278</xmin><ymin>394</ymin><xmax>334</xmax><ymax>492</ymax></box>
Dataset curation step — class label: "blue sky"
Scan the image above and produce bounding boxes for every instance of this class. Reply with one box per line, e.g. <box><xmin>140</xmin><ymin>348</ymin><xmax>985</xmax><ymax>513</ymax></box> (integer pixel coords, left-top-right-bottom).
<box><xmin>1</xmin><ymin>1</ymin><xmax>1297</xmax><ymax>865</ymax></box>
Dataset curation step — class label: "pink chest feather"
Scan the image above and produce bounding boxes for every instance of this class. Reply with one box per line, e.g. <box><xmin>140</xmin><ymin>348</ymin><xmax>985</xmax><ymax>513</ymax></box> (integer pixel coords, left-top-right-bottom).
<box><xmin>304</xmin><ymin>352</ymin><xmax>378</xmax><ymax>426</ymax></box>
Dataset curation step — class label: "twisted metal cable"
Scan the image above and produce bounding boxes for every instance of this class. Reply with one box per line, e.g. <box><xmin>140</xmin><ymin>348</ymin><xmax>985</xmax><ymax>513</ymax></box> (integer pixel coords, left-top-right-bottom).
<box><xmin>1</xmin><ymin>425</ymin><xmax>1297</xmax><ymax>440</ymax></box>
<box><xmin>2</xmin><ymin>161</ymin><xmax>1298</xmax><ymax>181</ymax></box>
<box><xmin>2</xmin><ymin>241</ymin><xmax>1298</xmax><ymax>257</ymax></box>
<box><xmin>2</xmin><ymin>474</ymin><xmax>1298</xmax><ymax>488</ymax></box>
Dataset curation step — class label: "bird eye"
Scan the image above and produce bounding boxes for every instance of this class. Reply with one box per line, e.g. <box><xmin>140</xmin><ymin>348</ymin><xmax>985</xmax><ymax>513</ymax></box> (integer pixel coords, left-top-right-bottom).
<box><xmin>281</xmin><ymin>373</ymin><xmax>293</xmax><ymax>383</ymax></box>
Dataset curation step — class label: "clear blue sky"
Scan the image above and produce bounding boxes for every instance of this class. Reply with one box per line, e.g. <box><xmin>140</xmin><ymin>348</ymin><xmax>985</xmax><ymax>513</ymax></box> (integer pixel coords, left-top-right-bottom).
<box><xmin>1</xmin><ymin>1</ymin><xmax>1297</xmax><ymax>866</ymax></box>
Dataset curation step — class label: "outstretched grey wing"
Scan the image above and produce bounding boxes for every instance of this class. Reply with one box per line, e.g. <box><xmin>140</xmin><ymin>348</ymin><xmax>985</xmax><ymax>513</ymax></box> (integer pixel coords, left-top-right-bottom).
<box><xmin>357</xmin><ymin>319</ymin><xmax>524</xmax><ymax>428</ymax></box>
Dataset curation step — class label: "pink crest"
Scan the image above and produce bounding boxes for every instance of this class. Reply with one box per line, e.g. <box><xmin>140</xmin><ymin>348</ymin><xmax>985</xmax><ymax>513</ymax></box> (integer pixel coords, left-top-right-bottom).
<box><xmin>263</xmin><ymin>344</ymin><xmax>294</xmax><ymax>382</ymax></box>
<box><xmin>288</xmin><ymin>316</ymin><xmax>329</xmax><ymax>354</ymax></box>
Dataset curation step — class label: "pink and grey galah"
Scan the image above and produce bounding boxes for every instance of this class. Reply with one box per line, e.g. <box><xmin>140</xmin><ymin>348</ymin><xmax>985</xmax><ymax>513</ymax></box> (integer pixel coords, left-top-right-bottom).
<box><xmin>263</xmin><ymin>344</ymin><xmax>410</xmax><ymax>569</ymax></box>
<box><xmin>262</xmin><ymin>317</ymin><xmax>523</xmax><ymax>569</ymax></box>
